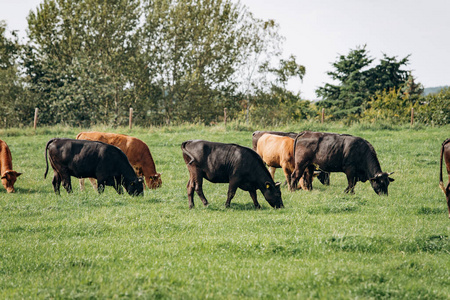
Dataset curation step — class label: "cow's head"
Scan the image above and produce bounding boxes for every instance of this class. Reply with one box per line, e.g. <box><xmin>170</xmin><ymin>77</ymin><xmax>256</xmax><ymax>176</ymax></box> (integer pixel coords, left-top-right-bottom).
<box><xmin>146</xmin><ymin>173</ymin><xmax>162</xmax><ymax>189</ymax></box>
<box><xmin>1</xmin><ymin>170</ymin><xmax>22</xmax><ymax>193</ymax></box>
<box><xmin>370</xmin><ymin>172</ymin><xmax>394</xmax><ymax>195</ymax></box>
<box><xmin>262</xmin><ymin>181</ymin><xmax>284</xmax><ymax>208</ymax></box>
<box><xmin>316</xmin><ymin>171</ymin><xmax>330</xmax><ymax>186</ymax></box>
<box><xmin>126</xmin><ymin>177</ymin><xmax>144</xmax><ymax>196</ymax></box>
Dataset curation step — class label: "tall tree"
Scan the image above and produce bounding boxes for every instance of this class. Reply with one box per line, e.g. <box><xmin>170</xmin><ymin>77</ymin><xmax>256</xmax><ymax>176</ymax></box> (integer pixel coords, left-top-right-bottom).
<box><xmin>316</xmin><ymin>45</ymin><xmax>411</xmax><ymax>119</ymax></box>
<box><xmin>0</xmin><ymin>21</ymin><xmax>27</xmax><ymax>127</ymax></box>
<box><xmin>142</xmin><ymin>0</ymin><xmax>265</xmax><ymax>124</ymax></box>
<box><xmin>24</xmin><ymin>0</ymin><xmax>142</xmax><ymax>126</ymax></box>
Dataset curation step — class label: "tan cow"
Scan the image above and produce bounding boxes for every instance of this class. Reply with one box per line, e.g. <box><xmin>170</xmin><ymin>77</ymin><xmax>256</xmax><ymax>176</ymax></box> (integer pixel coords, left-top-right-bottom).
<box><xmin>256</xmin><ymin>134</ymin><xmax>311</xmax><ymax>191</ymax></box>
<box><xmin>0</xmin><ymin>139</ymin><xmax>22</xmax><ymax>193</ymax></box>
<box><xmin>76</xmin><ymin>132</ymin><xmax>162</xmax><ymax>190</ymax></box>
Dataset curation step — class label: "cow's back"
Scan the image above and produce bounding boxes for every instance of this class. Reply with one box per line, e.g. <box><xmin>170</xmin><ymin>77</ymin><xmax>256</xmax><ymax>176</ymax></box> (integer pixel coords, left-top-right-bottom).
<box><xmin>0</xmin><ymin>139</ymin><xmax>13</xmax><ymax>171</ymax></box>
<box><xmin>252</xmin><ymin>131</ymin><xmax>297</xmax><ymax>151</ymax></box>
<box><xmin>77</xmin><ymin>132</ymin><xmax>152</xmax><ymax>166</ymax></box>
<box><xmin>257</xmin><ymin>134</ymin><xmax>294</xmax><ymax>168</ymax></box>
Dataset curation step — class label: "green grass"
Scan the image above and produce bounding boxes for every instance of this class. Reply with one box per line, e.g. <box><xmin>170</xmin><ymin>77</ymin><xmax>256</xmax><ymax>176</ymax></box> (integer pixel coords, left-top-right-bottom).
<box><xmin>1</xmin><ymin>123</ymin><xmax>449</xmax><ymax>299</ymax></box>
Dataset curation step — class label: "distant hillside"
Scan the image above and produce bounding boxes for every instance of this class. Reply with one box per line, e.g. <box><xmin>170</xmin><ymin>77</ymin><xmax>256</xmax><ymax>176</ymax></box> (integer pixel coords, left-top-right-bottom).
<box><xmin>423</xmin><ymin>86</ymin><xmax>449</xmax><ymax>95</ymax></box>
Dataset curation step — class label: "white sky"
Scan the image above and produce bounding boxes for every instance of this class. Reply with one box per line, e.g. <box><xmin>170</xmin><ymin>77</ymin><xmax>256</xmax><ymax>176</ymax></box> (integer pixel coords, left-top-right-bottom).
<box><xmin>1</xmin><ymin>0</ymin><xmax>449</xmax><ymax>99</ymax></box>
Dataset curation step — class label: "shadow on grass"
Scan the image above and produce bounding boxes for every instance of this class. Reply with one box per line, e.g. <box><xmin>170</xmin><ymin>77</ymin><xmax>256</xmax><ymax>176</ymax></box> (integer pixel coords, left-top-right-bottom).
<box><xmin>192</xmin><ymin>201</ymin><xmax>275</xmax><ymax>211</ymax></box>
<box><xmin>417</xmin><ymin>206</ymin><xmax>444</xmax><ymax>215</ymax></box>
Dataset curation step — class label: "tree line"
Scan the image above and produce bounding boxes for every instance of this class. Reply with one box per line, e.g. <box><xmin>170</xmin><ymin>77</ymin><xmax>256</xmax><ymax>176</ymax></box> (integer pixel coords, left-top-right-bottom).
<box><xmin>0</xmin><ymin>0</ymin><xmax>448</xmax><ymax>128</ymax></box>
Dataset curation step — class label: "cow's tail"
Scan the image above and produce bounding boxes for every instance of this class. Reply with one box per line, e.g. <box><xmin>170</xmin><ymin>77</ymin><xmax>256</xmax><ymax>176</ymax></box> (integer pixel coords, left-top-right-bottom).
<box><xmin>440</xmin><ymin>138</ymin><xmax>450</xmax><ymax>192</ymax></box>
<box><xmin>293</xmin><ymin>131</ymin><xmax>306</xmax><ymax>159</ymax></box>
<box><xmin>75</xmin><ymin>132</ymin><xmax>83</xmax><ymax>140</ymax></box>
<box><xmin>181</xmin><ymin>141</ymin><xmax>195</xmax><ymax>165</ymax></box>
<box><xmin>44</xmin><ymin>139</ymin><xmax>54</xmax><ymax>179</ymax></box>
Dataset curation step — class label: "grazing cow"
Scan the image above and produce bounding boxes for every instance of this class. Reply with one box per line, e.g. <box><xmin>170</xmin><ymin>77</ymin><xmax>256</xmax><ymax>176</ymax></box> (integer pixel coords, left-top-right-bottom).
<box><xmin>76</xmin><ymin>132</ymin><xmax>161</xmax><ymax>190</ymax></box>
<box><xmin>256</xmin><ymin>134</ymin><xmax>299</xmax><ymax>191</ymax></box>
<box><xmin>252</xmin><ymin>130</ymin><xmax>330</xmax><ymax>188</ymax></box>
<box><xmin>181</xmin><ymin>140</ymin><xmax>283</xmax><ymax>209</ymax></box>
<box><xmin>44</xmin><ymin>138</ymin><xmax>144</xmax><ymax>196</ymax></box>
<box><xmin>291</xmin><ymin>131</ymin><xmax>394</xmax><ymax>195</ymax></box>
<box><xmin>0</xmin><ymin>139</ymin><xmax>21</xmax><ymax>193</ymax></box>
<box><xmin>439</xmin><ymin>138</ymin><xmax>450</xmax><ymax>218</ymax></box>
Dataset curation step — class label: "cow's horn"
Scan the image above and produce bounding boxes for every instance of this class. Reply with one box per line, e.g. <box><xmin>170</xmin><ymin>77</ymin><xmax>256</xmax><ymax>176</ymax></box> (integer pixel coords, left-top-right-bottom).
<box><xmin>388</xmin><ymin>172</ymin><xmax>394</xmax><ymax>176</ymax></box>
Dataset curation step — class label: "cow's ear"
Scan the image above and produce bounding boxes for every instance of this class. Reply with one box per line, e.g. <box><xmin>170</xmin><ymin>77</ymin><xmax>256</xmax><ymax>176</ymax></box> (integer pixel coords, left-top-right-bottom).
<box><xmin>388</xmin><ymin>177</ymin><xmax>395</xmax><ymax>182</ymax></box>
<box><xmin>265</xmin><ymin>181</ymin><xmax>271</xmax><ymax>189</ymax></box>
<box><xmin>0</xmin><ymin>175</ymin><xmax>5</xmax><ymax>180</ymax></box>
<box><xmin>16</xmin><ymin>172</ymin><xmax>22</xmax><ymax>177</ymax></box>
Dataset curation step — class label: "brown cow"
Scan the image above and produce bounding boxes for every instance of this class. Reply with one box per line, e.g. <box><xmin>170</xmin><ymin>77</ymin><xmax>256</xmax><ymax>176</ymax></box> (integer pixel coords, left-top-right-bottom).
<box><xmin>252</xmin><ymin>130</ymin><xmax>330</xmax><ymax>186</ymax></box>
<box><xmin>0</xmin><ymin>139</ymin><xmax>22</xmax><ymax>193</ymax></box>
<box><xmin>256</xmin><ymin>134</ymin><xmax>312</xmax><ymax>191</ymax></box>
<box><xmin>76</xmin><ymin>132</ymin><xmax>161</xmax><ymax>190</ymax></box>
<box><xmin>439</xmin><ymin>138</ymin><xmax>450</xmax><ymax>218</ymax></box>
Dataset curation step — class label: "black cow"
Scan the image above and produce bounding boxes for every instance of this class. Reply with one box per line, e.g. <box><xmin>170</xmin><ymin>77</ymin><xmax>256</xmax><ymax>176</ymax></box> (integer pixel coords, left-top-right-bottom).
<box><xmin>439</xmin><ymin>138</ymin><xmax>450</xmax><ymax>218</ymax></box>
<box><xmin>252</xmin><ymin>130</ymin><xmax>330</xmax><ymax>186</ymax></box>
<box><xmin>44</xmin><ymin>138</ymin><xmax>144</xmax><ymax>196</ymax></box>
<box><xmin>291</xmin><ymin>131</ymin><xmax>394</xmax><ymax>195</ymax></box>
<box><xmin>181</xmin><ymin>140</ymin><xmax>283</xmax><ymax>209</ymax></box>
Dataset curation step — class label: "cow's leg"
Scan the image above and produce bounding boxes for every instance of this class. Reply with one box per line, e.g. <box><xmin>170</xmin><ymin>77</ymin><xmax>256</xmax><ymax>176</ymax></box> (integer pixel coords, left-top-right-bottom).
<box><xmin>52</xmin><ymin>172</ymin><xmax>61</xmax><ymax>195</ymax></box>
<box><xmin>225</xmin><ymin>180</ymin><xmax>239</xmax><ymax>208</ymax></box>
<box><xmin>79</xmin><ymin>178</ymin><xmax>85</xmax><ymax>191</ymax></box>
<box><xmin>186</xmin><ymin>179</ymin><xmax>196</xmax><ymax>209</ymax></box>
<box><xmin>445</xmin><ymin>182</ymin><xmax>450</xmax><ymax>218</ymax></box>
<box><xmin>249</xmin><ymin>189</ymin><xmax>261</xmax><ymax>209</ymax></box>
<box><xmin>61</xmin><ymin>175</ymin><xmax>72</xmax><ymax>193</ymax></box>
<box><xmin>268</xmin><ymin>166</ymin><xmax>276</xmax><ymax>180</ymax></box>
<box><xmin>89</xmin><ymin>178</ymin><xmax>98</xmax><ymax>190</ymax></box>
<box><xmin>194</xmin><ymin>174</ymin><xmax>209</xmax><ymax>207</ymax></box>
<box><xmin>344</xmin><ymin>172</ymin><xmax>357</xmax><ymax>194</ymax></box>
<box><xmin>299</xmin><ymin>165</ymin><xmax>314</xmax><ymax>191</ymax></box>
<box><xmin>113</xmin><ymin>177</ymin><xmax>123</xmax><ymax>195</ymax></box>
<box><xmin>97</xmin><ymin>179</ymin><xmax>106</xmax><ymax>194</ymax></box>
<box><xmin>291</xmin><ymin>161</ymin><xmax>309</xmax><ymax>190</ymax></box>
<box><xmin>282</xmin><ymin>165</ymin><xmax>294</xmax><ymax>192</ymax></box>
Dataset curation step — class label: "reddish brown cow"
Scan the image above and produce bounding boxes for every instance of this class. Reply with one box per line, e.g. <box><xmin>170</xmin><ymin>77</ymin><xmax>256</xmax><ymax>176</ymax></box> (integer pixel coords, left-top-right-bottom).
<box><xmin>439</xmin><ymin>138</ymin><xmax>450</xmax><ymax>218</ymax></box>
<box><xmin>76</xmin><ymin>132</ymin><xmax>161</xmax><ymax>190</ymax></box>
<box><xmin>0</xmin><ymin>139</ymin><xmax>22</xmax><ymax>193</ymax></box>
<box><xmin>256</xmin><ymin>134</ymin><xmax>311</xmax><ymax>191</ymax></box>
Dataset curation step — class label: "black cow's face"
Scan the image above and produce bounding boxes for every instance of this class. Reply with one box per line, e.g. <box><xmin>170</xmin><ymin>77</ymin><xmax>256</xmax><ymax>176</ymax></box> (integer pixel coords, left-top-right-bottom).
<box><xmin>263</xmin><ymin>181</ymin><xmax>284</xmax><ymax>208</ymax></box>
<box><xmin>370</xmin><ymin>172</ymin><xmax>394</xmax><ymax>195</ymax></box>
<box><xmin>126</xmin><ymin>177</ymin><xmax>144</xmax><ymax>196</ymax></box>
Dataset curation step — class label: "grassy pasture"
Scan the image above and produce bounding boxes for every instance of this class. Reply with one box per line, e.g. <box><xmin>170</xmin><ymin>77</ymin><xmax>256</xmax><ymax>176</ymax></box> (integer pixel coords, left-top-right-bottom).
<box><xmin>0</xmin><ymin>123</ymin><xmax>449</xmax><ymax>299</ymax></box>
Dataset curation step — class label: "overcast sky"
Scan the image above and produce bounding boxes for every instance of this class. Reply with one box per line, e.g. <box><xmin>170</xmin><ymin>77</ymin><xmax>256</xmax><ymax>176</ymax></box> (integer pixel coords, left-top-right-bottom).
<box><xmin>1</xmin><ymin>0</ymin><xmax>449</xmax><ymax>99</ymax></box>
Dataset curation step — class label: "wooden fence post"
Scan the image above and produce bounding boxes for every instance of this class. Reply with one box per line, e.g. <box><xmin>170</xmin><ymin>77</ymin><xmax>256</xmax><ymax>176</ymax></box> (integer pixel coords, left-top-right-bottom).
<box><xmin>129</xmin><ymin>107</ymin><xmax>133</xmax><ymax>129</ymax></box>
<box><xmin>34</xmin><ymin>108</ymin><xmax>38</xmax><ymax>130</ymax></box>
<box><xmin>410</xmin><ymin>107</ymin><xmax>414</xmax><ymax>126</ymax></box>
<box><xmin>224</xmin><ymin>108</ymin><xmax>227</xmax><ymax>126</ymax></box>
<box><xmin>321</xmin><ymin>108</ymin><xmax>325</xmax><ymax>124</ymax></box>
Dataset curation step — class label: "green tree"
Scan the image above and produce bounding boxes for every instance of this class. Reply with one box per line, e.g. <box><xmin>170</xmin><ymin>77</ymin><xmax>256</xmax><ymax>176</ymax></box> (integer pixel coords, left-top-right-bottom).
<box><xmin>0</xmin><ymin>21</ymin><xmax>28</xmax><ymax>127</ymax></box>
<box><xmin>24</xmin><ymin>0</ymin><xmax>142</xmax><ymax>126</ymax></box>
<box><xmin>141</xmin><ymin>0</ymin><xmax>270</xmax><ymax>124</ymax></box>
<box><xmin>316</xmin><ymin>45</ymin><xmax>411</xmax><ymax>120</ymax></box>
<box><xmin>250</xmin><ymin>55</ymin><xmax>310</xmax><ymax>124</ymax></box>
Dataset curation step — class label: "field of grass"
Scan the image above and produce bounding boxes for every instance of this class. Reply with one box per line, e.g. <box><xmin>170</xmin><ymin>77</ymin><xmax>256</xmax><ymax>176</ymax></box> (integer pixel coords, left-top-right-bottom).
<box><xmin>1</xmin><ymin>123</ymin><xmax>449</xmax><ymax>299</ymax></box>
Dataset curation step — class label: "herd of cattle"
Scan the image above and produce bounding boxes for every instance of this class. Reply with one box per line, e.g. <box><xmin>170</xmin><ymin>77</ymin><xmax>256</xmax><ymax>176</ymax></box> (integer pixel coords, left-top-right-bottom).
<box><xmin>0</xmin><ymin>131</ymin><xmax>449</xmax><ymax>217</ymax></box>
